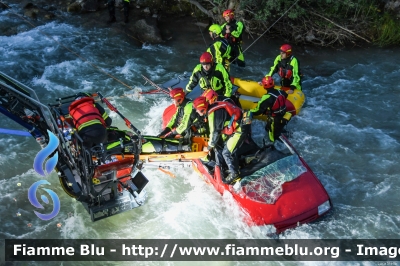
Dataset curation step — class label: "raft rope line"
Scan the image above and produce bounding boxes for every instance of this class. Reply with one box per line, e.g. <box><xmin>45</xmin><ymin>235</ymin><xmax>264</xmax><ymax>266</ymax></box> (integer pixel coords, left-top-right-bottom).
<box><xmin>3</xmin><ymin>0</ymin><xmax>299</xmax><ymax>96</ymax></box>
<box><xmin>189</xmin><ymin>2</ymin><xmax>208</xmax><ymax>48</ymax></box>
<box><xmin>140</xmin><ymin>75</ymin><xmax>169</xmax><ymax>95</ymax></box>
<box><xmin>139</xmin><ymin>0</ymin><xmax>302</xmax><ymax>91</ymax></box>
<box><xmin>231</xmin><ymin>0</ymin><xmax>301</xmax><ymax>64</ymax></box>
<box><xmin>1</xmin><ymin>1</ymin><xmax>144</xmax><ymax>98</ymax></box>
<box><xmin>139</xmin><ymin>89</ymin><xmax>166</xmax><ymax>95</ymax></box>
<box><xmin>187</xmin><ymin>0</ymin><xmax>301</xmax><ymax>65</ymax></box>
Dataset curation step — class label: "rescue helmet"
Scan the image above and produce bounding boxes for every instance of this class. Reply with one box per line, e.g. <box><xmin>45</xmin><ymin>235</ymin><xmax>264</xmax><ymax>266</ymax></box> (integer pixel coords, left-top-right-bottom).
<box><xmin>202</xmin><ymin>89</ymin><xmax>218</xmax><ymax>104</ymax></box>
<box><xmin>193</xmin><ymin>96</ymin><xmax>209</xmax><ymax>115</ymax></box>
<box><xmin>169</xmin><ymin>87</ymin><xmax>185</xmax><ymax>104</ymax></box>
<box><xmin>222</xmin><ymin>9</ymin><xmax>234</xmax><ymax>19</ymax></box>
<box><xmin>280</xmin><ymin>44</ymin><xmax>292</xmax><ymax>56</ymax></box>
<box><xmin>261</xmin><ymin>76</ymin><xmax>275</xmax><ymax>89</ymax></box>
<box><xmin>199</xmin><ymin>52</ymin><xmax>213</xmax><ymax>64</ymax></box>
<box><xmin>209</xmin><ymin>24</ymin><xmax>222</xmax><ymax>36</ymax></box>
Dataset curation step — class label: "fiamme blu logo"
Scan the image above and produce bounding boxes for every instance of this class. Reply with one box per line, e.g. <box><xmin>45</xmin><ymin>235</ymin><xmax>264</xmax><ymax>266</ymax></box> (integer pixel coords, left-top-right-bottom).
<box><xmin>29</xmin><ymin>130</ymin><xmax>60</xmax><ymax>220</ymax></box>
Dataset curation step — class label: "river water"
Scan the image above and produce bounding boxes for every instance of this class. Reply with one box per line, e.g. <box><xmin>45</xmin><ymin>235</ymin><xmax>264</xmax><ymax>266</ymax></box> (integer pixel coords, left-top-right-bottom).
<box><xmin>1</xmin><ymin>3</ymin><xmax>400</xmax><ymax>266</ymax></box>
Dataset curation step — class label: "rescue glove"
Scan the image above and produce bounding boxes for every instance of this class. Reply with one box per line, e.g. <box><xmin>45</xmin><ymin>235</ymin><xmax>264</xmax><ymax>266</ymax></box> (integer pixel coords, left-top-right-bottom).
<box><xmin>157</xmin><ymin>127</ymin><xmax>171</xmax><ymax>138</ymax></box>
<box><xmin>168</xmin><ymin>129</ymin><xmax>177</xmax><ymax>138</ymax></box>
<box><xmin>207</xmin><ymin>145</ymin><xmax>214</xmax><ymax>152</ymax></box>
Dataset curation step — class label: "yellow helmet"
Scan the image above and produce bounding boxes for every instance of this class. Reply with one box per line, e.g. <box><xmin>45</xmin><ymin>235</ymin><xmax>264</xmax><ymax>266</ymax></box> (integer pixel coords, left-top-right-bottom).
<box><xmin>209</xmin><ymin>24</ymin><xmax>222</xmax><ymax>35</ymax></box>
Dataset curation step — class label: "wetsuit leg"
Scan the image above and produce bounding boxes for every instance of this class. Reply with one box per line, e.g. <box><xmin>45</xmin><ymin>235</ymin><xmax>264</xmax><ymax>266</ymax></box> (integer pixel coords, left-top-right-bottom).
<box><xmin>265</xmin><ymin>117</ymin><xmax>274</xmax><ymax>142</ymax></box>
<box><xmin>222</xmin><ymin>127</ymin><xmax>245</xmax><ymax>175</ymax></box>
<box><xmin>229</xmin><ymin>44</ymin><xmax>237</xmax><ymax>65</ymax></box>
<box><xmin>236</xmin><ymin>44</ymin><xmax>245</xmax><ymax>67</ymax></box>
<box><xmin>273</xmin><ymin>116</ymin><xmax>287</xmax><ymax>142</ymax></box>
<box><xmin>79</xmin><ymin>124</ymin><xmax>107</xmax><ymax>148</ymax></box>
<box><xmin>107</xmin><ymin>0</ymin><xmax>116</xmax><ymax>23</ymax></box>
<box><xmin>231</xmin><ymin>44</ymin><xmax>245</xmax><ymax>67</ymax></box>
<box><xmin>214</xmin><ymin>147</ymin><xmax>225</xmax><ymax>169</ymax></box>
<box><xmin>123</xmin><ymin>1</ymin><xmax>130</xmax><ymax>23</ymax></box>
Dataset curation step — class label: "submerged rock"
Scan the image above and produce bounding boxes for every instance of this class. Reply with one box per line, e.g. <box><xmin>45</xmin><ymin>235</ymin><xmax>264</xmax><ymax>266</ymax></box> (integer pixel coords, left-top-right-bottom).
<box><xmin>133</xmin><ymin>18</ymin><xmax>163</xmax><ymax>44</ymax></box>
<box><xmin>67</xmin><ymin>2</ymin><xmax>81</xmax><ymax>13</ymax></box>
<box><xmin>82</xmin><ymin>0</ymin><xmax>100</xmax><ymax>12</ymax></box>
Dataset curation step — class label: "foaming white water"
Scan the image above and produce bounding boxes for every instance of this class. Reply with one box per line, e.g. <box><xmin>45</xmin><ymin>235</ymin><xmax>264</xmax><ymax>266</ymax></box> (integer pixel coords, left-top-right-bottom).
<box><xmin>0</xmin><ymin>134</ymin><xmax>39</xmax><ymax>178</ymax></box>
<box><xmin>52</xmin><ymin>160</ymin><xmax>272</xmax><ymax>241</ymax></box>
<box><xmin>142</xmin><ymin>98</ymin><xmax>171</xmax><ymax>135</ymax></box>
<box><xmin>1</xmin><ymin>10</ymin><xmax>400</xmax><ymax>262</ymax></box>
<box><xmin>117</xmin><ymin>168</ymin><xmax>268</xmax><ymax>239</ymax></box>
<box><xmin>142</xmin><ymin>44</ymin><xmax>174</xmax><ymax>54</ymax></box>
<box><xmin>60</xmin><ymin>203</ymin><xmax>101</xmax><ymax>239</ymax></box>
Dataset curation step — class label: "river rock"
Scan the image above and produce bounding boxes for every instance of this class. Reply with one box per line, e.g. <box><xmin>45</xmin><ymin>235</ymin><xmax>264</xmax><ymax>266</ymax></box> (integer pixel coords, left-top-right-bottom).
<box><xmin>24</xmin><ymin>7</ymin><xmax>39</xmax><ymax>19</ymax></box>
<box><xmin>81</xmin><ymin>0</ymin><xmax>100</xmax><ymax>12</ymax></box>
<box><xmin>133</xmin><ymin>17</ymin><xmax>163</xmax><ymax>44</ymax></box>
<box><xmin>8</xmin><ymin>0</ymin><xmax>187</xmax><ymax>45</ymax></box>
<box><xmin>67</xmin><ymin>2</ymin><xmax>82</xmax><ymax>13</ymax></box>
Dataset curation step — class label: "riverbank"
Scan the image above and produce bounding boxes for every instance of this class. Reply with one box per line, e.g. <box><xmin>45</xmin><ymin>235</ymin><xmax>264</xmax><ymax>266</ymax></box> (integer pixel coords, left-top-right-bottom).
<box><xmin>6</xmin><ymin>0</ymin><xmax>399</xmax><ymax>50</ymax></box>
<box><xmin>2</xmin><ymin>0</ymin><xmax>214</xmax><ymax>45</ymax></box>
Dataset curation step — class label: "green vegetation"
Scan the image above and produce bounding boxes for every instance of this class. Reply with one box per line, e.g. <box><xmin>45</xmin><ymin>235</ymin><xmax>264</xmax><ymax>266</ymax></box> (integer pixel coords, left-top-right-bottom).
<box><xmin>371</xmin><ymin>13</ymin><xmax>400</xmax><ymax>46</ymax></box>
<box><xmin>177</xmin><ymin>0</ymin><xmax>400</xmax><ymax>47</ymax></box>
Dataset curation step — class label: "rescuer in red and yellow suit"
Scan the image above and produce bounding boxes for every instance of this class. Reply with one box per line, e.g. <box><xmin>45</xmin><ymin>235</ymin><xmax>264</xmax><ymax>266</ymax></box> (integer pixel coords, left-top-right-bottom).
<box><xmin>265</xmin><ymin>44</ymin><xmax>302</xmax><ymax>94</ymax></box>
<box><xmin>221</xmin><ymin>9</ymin><xmax>245</xmax><ymax>67</ymax></box>
<box><xmin>193</xmin><ymin>96</ymin><xmax>244</xmax><ymax>184</ymax></box>
<box><xmin>250</xmin><ymin>77</ymin><xmax>291</xmax><ymax>143</ymax></box>
<box><xmin>157</xmin><ymin>88</ymin><xmax>208</xmax><ymax>138</ymax></box>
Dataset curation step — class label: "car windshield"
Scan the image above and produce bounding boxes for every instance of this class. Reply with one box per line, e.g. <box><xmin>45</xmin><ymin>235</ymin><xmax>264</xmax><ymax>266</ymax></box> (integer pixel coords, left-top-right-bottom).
<box><xmin>241</xmin><ymin>155</ymin><xmax>307</xmax><ymax>204</ymax></box>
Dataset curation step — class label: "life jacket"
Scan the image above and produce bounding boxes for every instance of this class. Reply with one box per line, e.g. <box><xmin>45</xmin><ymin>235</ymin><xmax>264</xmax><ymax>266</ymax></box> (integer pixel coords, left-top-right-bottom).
<box><xmin>278</xmin><ymin>56</ymin><xmax>294</xmax><ymax>80</ymax></box>
<box><xmin>223</xmin><ymin>20</ymin><xmax>244</xmax><ymax>44</ymax></box>
<box><xmin>266</xmin><ymin>90</ymin><xmax>287</xmax><ymax>117</ymax></box>
<box><xmin>175</xmin><ymin>99</ymin><xmax>191</xmax><ymax>126</ymax></box>
<box><xmin>68</xmin><ymin>97</ymin><xmax>106</xmax><ymax>131</ymax></box>
<box><xmin>208</xmin><ymin>101</ymin><xmax>242</xmax><ymax>135</ymax></box>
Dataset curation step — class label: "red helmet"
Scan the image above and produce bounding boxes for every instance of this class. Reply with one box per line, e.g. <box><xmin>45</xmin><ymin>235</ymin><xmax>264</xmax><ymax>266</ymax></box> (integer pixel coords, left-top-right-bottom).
<box><xmin>222</xmin><ymin>9</ymin><xmax>234</xmax><ymax>19</ymax></box>
<box><xmin>193</xmin><ymin>96</ymin><xmax>209</xmax><ymax>114</ymax></box>
<box><xmin>199</xmin><ymin>52</ymin><xmax>213</xmax><ymax>64</ymax></box>
<box><xmin>202</xmin><ymin>89</ymin><xmax>218</xmax><ymax>104</ymax></box>
<box><xmin>261</xmin><ymin>76</ymin><xmax>274</xmax><ymax>89</ymax></box>
<box><xmin>169</xmin><ymin>87</ymin><xmax>185</xmax><ymax>104</ymax></box>
<box><xmin>280</xmin><ymin>44</ymin><xmax>292</xmax><ymax>56</ymax></box>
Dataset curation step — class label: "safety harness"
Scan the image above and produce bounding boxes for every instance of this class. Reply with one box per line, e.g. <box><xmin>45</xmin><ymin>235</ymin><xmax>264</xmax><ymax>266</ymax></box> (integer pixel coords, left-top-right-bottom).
<box><xmin>266</xmin><ymin>90</ymin><xmax>287</xmax><ymax>117</ymax></box>
<box><xmin>208</xmin><ymin>101</ymin><xmax>242</xmax><ymax>135</ymax></box>
<box><xmin>278</xmin><ymin>56</ymin><xmax>294</xmax><ymax>80</ymax></box>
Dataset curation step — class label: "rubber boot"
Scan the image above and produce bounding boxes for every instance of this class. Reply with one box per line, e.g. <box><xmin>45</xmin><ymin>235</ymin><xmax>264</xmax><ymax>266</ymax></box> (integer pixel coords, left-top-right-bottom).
<box><xmin>224</xmin><ymin>171</ymin><xmax>239</xmax><ymax>184</ymax></box>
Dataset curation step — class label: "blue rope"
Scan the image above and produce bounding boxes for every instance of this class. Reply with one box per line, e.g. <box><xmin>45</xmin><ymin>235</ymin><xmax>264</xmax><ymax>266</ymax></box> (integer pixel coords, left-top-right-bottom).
<box><xmin>0</xmin><ymin>128</ymin><xmax>31</xmax><ymax>137</ymax></box>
